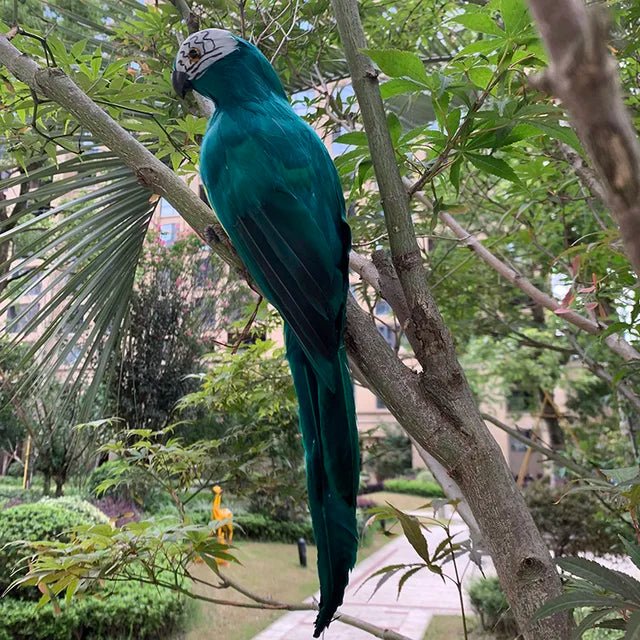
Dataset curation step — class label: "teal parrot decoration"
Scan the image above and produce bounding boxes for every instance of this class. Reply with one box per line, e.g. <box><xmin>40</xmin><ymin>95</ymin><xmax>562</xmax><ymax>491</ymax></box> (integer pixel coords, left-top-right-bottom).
<box><xmin>172</xmin><ymin>28</ymin><xmax>360</xmax><ymax>636</ymax></box>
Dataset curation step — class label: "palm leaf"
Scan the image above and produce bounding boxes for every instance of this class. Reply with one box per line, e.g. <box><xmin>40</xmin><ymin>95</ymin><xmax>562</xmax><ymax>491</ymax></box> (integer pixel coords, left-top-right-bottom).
<box><xmin>0</xmin><ymin>141</ymin><xmax>156</xmax><ymax>417</ymax></box>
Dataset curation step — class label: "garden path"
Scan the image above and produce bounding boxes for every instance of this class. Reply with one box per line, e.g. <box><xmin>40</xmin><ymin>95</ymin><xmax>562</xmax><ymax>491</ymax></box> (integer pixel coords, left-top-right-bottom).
<box><xmin>251</xmin><ymin>515</ymin><xmax>487</xmax><ymax>640</ymax></box>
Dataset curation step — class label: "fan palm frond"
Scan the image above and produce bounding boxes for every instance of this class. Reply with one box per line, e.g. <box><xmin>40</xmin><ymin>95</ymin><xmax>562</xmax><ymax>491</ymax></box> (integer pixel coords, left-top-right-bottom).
<box><xmin>0</xmin><ymin>141</ymin><xmax>156</xmax><ymax>417</ymax></box>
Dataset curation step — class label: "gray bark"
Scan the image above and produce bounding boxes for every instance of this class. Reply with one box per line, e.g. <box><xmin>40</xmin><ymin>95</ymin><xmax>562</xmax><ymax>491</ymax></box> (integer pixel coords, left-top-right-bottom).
<box><xmin>527</xmin><ymin>0</ymin><xmax>640</xmax><ymax>281</ymax></box>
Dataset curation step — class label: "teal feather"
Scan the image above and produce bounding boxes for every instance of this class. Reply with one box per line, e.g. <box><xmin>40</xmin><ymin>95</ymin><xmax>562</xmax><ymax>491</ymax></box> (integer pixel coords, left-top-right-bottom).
<box><xmin>191</xmin><ymin>35</ymin><xmax>360</xmax><ymax>635</ymax></box>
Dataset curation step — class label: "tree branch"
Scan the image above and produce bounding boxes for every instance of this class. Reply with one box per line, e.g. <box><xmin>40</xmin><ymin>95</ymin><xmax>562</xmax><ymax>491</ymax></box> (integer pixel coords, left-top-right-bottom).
<box><xmin>369</xmin><ymin>250</ymin><xmax>482</xmax><ymax>539</ymax></box>
<box><xmin>0</xmin><ymin>34</ymin><xmax>238</xmax><ymax>274</ymax></box>
<box><xmin>328</xmin><ymin>1</ymin><xmax>571</xmax><ymax>637</ymax></box>
<box><xmin>329</xmin><ymin>0</ymin><xmax>453</xmax><ymax>378</ymax></box>
<box><xmin>168</xmin><ymin>0</ymin><xmax>200</xmax><ymax>33</ymax></box>
<box><xmin>408</xmin><ymin>183</ymin><xmax>640</xmax><ymax>362</ymax></box>
<box><xmin>217</xmin><ymin>570</ymin><xmax>412</xmax><ymax>640</ymax></box>
<box><xmin>558</xmin><ymin>141</ymin><xmax>607</xmax><ymax>205</ymax></box>
<box><xmin>349</xmin><ymin>250</ymin><xmax>381</xmax><ymax>294</ymax></box>
<box><xmin>527</xmin><ymin>0</ymin><xmax>640</xmax><ymax>281</ymax></box>
<box><xmin>481</xmin><ymin>412</ymin><xmax>594</xmax><ymax>477</ymax></box>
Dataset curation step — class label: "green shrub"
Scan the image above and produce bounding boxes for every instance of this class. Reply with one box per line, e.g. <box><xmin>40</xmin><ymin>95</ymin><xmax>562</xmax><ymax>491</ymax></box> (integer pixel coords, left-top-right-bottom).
<box><xmin>523</xmin><ymin>481</ymin><xmax>631</xmax><ymax>557</ymax></box>
<box><xmin>467</xmin><ymin>577</ymin><xmax>517</xmax><ymax>637</ymax></box>
<box><xmin>0</xmin><ymin>481</ymin><xmax>42</xmax><ymax>507</ymax></box>
<box><xmin>234</xmin><ymin>513</ymin><xmax>315</xmax><ymax>543</ymax></box>
<box><xmin>5</xmin><ymin>462</ymin><xmax>23</xmax><ymax>477</ymax></box>
<box><xmin>86</xmin><ymin>460</ymin><xmax>153</xmax><ymax>501</ymax></box>
<box><xmin>383</xmin><ymin>478</ymin><xmax>445</xmax><ymax>498</ymax></box>
<box><xmin>0</xmin><ymin>581</ymin><xmax>187</xmax><ymax>640</ymax></box>
<box><xmin>415</xmin><ymin>469</ymin><xmax>436</xmax><ymax>484</ymax></box>
<box><xmin>38</xmin><ymin>496</ymin><xmax>109</xmax><ymax>525</ymax></box>
<box><xmin>0</xmin><ymin>499</ymin><xmax>188</xmax><ymax>639</ymax></box>
<box><xmin>0</xmin><ymin>501</ymin><xmax>105</xmax><ymax>598</ymax></box>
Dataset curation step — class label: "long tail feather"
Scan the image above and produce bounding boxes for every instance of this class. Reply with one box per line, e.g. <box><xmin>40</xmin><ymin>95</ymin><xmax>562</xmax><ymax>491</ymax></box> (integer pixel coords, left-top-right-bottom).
<box><xmin>284</xmin><ymin>325</ymin><xmax>359</xmax><ymax>636</ymax></box>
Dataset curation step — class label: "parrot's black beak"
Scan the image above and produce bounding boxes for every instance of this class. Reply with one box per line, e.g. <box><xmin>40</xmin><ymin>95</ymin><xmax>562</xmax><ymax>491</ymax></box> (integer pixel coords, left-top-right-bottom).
<box><xmin>171</xmin><ymin>70</ymin><xmax>192</xmax><ymax>98</ymax></box>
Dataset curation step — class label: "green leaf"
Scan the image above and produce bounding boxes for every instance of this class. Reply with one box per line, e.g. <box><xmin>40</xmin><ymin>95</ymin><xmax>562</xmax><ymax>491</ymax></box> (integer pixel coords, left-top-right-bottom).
<box><xmin>468</xmin><ymin>66</ymin><xmax>495</xmax><ymax>88</ymax></box>
<box><xmin>397</xmin><ymin>566</ymin><xmax>424</xmax><ymax>597</ymax></box>
<box><xmin>450</xmin><ymin>156</ymin><xmax>462</xmax><ymax>194</ymax></box>
<box><xmin>557</xmin><ymin>557</ymin><xmax>640</xmax><ymax>601</ymax></box>
<box><xmin>597</xmin><ymin>619</ymin><xmax>627</xmax><ymax>630</ymax></box>
<box><xmin>380</xmin><ymin>78</ymin><xmax>428</xmax><ymax>98</ymax></box>
<box><xmin>467</xmin><ymin>152</ymin><xmax>521</xmax><ymax>184</ymax></box>
<box><xmin>70</xmin><ymin>39</ymin><xmax>88</xmax><ymax>59</ymax></box>
<box><xmin>363</xmin><ymin>49</ymin><xmax>429</xmax><ymax>85</ymax></box>
<box><xmin>456</xmin><ymin>38</ymin><xmax>506</xmax><ymax>58</ymax></box>
<box><xmin>534</xmin><ymin>592</ymin><xmax>627</xmax><ymax>620</ymax></box>
<box><xmin>334</xmin><ymin>131</ymin><xmax>368</xmax><ymax>146</ymax></box>
<box><xmin>356</xmin><ymin>159</ymin><xmax>373</xmax><ymax>189</ymax></box>
<box><xmin>0</xmin><ymin>146</ymin><xmax>154</xmax><ymax>416</ymax></box>
<box><xmin>526</xmin><ymin>121</ymin><xmax>582</xmax><ymax>152</ymax></box>
<box><xmin>446</xmin><ymin>108</ymin><xmax>461</xmax><ymax>135</ymax></box>
<box><xmin>387</xmin><ymin>112</ymin><xmax>402</xmax><ymax>145</ymax></box>
<box><xmin>386</xmin><ymin>504</ymin><xmax>432</xmax><ymax>566</ymax></box>
<box><xmin>451</xmin><ymin>13</ymin><xmax>504</xmax><ymax>36</ymax></box>
<box><xmin>621</xmin><ymin>538</ymin><xmax>640</xmax><ymax>572</ymax></box>
<box><xmin>501</xmin><ymin>0</ymin><xmax>531</xmax><ymax>34</ymax></box>
<box><xmin>602</xmin><ymin>467</ymin><xmax>640</xmax><ymax>484</ymax></box>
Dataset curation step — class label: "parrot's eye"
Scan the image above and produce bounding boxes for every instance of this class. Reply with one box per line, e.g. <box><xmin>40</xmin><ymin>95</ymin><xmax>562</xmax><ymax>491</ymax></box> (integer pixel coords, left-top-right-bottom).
<box><xmin>187</xmin><ymin>48</ymin><xmax>201</xmax><ymax>61</ymax></box>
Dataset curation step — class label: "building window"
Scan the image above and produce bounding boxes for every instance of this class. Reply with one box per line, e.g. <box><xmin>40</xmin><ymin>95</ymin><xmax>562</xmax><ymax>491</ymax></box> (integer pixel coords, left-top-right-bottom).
<box><xmin>507</xmin><ymin>388</ymin><xmax>536</xmax><ymax>413</ymax></box>
<box><xmin>15</xmin><ymin>269</ymin><xmax>42</xmax><ymax>296</ymax></box>
<box><xmin>376</xmin><ymin>395</ymin><xmax>387</xmax><ymax>410</ymax></box>
<box><xmin>375</xmin><ymin>299</ymin><xmax>391</xmax><ymax>316</ymax></box>
<box><xmin>377</xmin><ymin>323</ymin><xmax>396</xmax><ymax>349</ymax></box>
<box><xmin>160</xmin><ymin>199</ymin><xmax>178</xmax><ymax>217</ymax></box>
<box><xmin>7</xmin><ymin>303</ymin><xmax>39</xmax><ymax>334</ymax></box>
<box><xmin>160</xmin><ymin>223</ymin><xmax>179</xmax><ymax>246</ymax></box>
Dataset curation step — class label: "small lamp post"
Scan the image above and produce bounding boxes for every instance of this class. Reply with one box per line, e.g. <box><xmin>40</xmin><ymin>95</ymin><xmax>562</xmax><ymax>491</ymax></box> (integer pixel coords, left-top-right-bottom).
<box><xmin>297</xmin><ymin>537</ymin><xmax>307</xmax><ymax>567</ymax></box>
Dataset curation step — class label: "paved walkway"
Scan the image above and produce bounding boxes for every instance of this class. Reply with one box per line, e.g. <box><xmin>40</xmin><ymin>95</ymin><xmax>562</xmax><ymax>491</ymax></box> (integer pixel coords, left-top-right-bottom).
<box><xmin>251</xmin><ymin>519</ymin><xmax>488</xmax><ymax>640</ymax></box>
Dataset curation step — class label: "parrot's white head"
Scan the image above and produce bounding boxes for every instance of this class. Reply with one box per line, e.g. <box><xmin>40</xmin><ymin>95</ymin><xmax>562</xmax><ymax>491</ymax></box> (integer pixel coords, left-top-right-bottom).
<box><xmin>172</xmin><ymin>28</ymin><xmax>239</xmax><ymax>96</ymax></box>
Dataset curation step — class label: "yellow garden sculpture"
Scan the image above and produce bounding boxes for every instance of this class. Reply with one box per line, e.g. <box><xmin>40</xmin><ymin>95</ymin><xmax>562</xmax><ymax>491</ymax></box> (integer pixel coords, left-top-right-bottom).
<box><xmin>212</xmin><ymin>485</ymin><xmax>233</xmax><ymax>563</ymax></box>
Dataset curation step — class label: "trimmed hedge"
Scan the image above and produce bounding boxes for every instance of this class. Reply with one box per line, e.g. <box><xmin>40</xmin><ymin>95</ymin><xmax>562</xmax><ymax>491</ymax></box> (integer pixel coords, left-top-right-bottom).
<box><xmin>467</xmin><ymin>577</ymin><xmax>517</xmax><ymax>636</ymax></box>
<box><xmin>234</xmin><ymin>513</ymin><xmax>315</xmax><ymax>543</ymax></box>
<box><xmin>0</xmin><ymin>582</ymin><xmax>186</xmax><ymax>640</ymax></box>
<box><xmin>38</xmin><ymin>496</ymin><xmax>109</xmax><ymax>525</ymax></box>
<box><xmin>383</xmin><ymin>478</ymin><xmax>445</xmax><ymax>498</ymax></box>
<box><xmin>0</xmin><ymin>498</ymin><xmax>187</xmax><ymax>639</ymax></box>
<box><xmin>0</xmin><ymin>482</ymin><xmax>42</xmax><ymax>508</ymax></box>
<box><xmin>0</xmin><ymin>501</ymin><xmax>102</xmax><ymax>598</ymax></box>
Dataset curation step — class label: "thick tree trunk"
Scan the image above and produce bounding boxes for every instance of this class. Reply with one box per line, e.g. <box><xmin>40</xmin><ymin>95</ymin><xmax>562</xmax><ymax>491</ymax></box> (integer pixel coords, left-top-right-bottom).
<box><xmin>345</xmin><ymin>300</ymin><xmax>570</xmax><ymax>639</ymax></box>
<box><xmin>42</xmin><ymin>472</ymin><xmax>51</xmax><ymax>496</ymax></box>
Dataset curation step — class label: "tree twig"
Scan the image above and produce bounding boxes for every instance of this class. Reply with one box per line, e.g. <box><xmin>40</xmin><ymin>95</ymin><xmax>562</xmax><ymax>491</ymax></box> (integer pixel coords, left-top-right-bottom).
<box><xmin>408</xmin><ymin>182</ymin><xmax>640</xmax><ymax>363</ymax></box>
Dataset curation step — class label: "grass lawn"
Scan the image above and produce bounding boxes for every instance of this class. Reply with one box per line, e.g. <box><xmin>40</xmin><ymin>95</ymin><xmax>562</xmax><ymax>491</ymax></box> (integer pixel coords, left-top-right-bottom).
<box><xmin>423</xmin><ymin>615</ymin><xmax>492</xmax><ymax>639</ymax></box>
<box><xmin>186</xmin><ymin>532</ymin><xmax>391</xmax><ymax>640</ymax></box>
<box><xmin>367</xmin><ymin>490</ymin><xmax>436</xmax><ymax>513</ymax></box>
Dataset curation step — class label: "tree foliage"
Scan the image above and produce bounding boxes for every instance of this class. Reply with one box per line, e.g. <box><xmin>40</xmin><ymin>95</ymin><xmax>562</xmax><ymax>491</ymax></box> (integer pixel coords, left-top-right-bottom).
<box><xmin>2</xmin><ymin>0</ymin><xmax>640</xmax><ymax>636</ymax></box>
